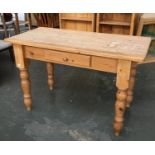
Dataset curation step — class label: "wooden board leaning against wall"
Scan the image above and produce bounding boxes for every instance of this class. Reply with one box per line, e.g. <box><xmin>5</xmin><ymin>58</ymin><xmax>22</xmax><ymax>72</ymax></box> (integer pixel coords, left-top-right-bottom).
<box><xmin>25</xmin><ymin>13</ymin><xmax>59</xmax><ymax>28</ymax></box>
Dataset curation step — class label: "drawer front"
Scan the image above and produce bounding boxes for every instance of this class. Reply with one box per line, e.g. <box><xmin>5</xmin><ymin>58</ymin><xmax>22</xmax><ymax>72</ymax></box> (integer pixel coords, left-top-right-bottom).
<box><xmin>25</xmin><ymin>46</ymin><xmax>90</xmax><ymax>67</ymax></box>
<box><xmin>91</xmin><ymin>56</ymin><xmax>117</xmax><ymax>73</ymax></box>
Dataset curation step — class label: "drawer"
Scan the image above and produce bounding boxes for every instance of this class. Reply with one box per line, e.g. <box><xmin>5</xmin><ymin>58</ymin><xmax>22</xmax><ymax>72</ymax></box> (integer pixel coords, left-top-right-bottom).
<box><xmin>24</xmin><ymin>46</ymin><xmax>90</xmax><ymax>67</ymax></box>
<box><xmin>91</xmin><ymin>56</ymin><xmax>117</xmax><ymax>73</ymax></box>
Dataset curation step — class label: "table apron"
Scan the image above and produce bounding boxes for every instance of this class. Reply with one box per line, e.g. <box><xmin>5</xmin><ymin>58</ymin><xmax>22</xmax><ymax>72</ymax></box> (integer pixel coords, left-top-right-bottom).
<box><xmin>23</xmin><ymin>46</ymin><xmax>118</xmax><ymax>73</ymax></box>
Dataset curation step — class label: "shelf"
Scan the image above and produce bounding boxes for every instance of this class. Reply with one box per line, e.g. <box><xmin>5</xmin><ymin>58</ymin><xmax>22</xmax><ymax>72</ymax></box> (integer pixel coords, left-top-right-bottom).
<box><xmin>99</xmin><ymin>21</ymin><xmax>131</xmax><ymax>26</ymax></box>
<box><xmin>61</xmin><ymin>17</ymin><xmax>92</xmax><ymax>22</ymax></box>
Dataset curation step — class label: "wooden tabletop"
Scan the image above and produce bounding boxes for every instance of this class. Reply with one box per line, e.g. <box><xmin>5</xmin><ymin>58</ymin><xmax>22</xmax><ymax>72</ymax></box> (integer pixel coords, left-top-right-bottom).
<box><xmin>5</xmin><ymin>27</ymin><xmax>151</xmax><ymax>62</ymax></box>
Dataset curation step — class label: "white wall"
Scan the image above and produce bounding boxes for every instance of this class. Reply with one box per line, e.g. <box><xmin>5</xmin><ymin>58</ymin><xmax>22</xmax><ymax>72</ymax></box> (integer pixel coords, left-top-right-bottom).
<box><xmin>16</xmin><ymin>13</ymin><xmax>25</xmax><ymax>21</ymax></box>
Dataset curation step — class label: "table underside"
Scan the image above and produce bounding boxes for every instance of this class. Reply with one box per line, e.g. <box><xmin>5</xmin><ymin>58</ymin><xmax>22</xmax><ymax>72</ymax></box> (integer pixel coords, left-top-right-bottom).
<box><xmin>23</xmin><ymin>45</ymin><xmax>125</xmax><ymax>74</ymax></box>
<box><xmin>13</xmin><ymin>44</ymin><xmax>138</xmax><ymax>136</ymax></box>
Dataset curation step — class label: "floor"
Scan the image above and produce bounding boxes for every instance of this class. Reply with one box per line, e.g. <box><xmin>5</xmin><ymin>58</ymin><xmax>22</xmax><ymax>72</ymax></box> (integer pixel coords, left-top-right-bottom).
<box><xmin>0</xmin><ymin>50</ymin><xmax>155</xmax><ymax>141</ymax></box>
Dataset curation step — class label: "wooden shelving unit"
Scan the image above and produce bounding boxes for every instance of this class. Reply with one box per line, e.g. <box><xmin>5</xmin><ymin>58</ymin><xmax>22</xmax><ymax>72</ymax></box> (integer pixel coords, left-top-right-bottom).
<box><xmin>59</xmin><ymin>13</ymin><xmax>96</xmax><ymax>32</ymax></box>
<box><xmin>96</xmin><ymin>13</ymin><xmax>137</xmax><ymax>35</ymax></box>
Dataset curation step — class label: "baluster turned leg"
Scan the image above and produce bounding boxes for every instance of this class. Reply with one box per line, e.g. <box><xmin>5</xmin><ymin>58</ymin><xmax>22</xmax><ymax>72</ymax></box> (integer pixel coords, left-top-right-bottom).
<box><xmin>114</xmin><ymin>89</ymin><xmax>127</xmax><ymax>136</ymax></box>
<box><xmin>126</xmin><ymin>63</ymin><xmax>137</xmax><ymax>108</ymax></box>
<box><xmin>113</xmin><ymin>60</ymin><xmax>131</xmax><ymax>136</ymax></box>
<box><xmin>19</xmin><ymin>67</ymin><xmax>32</xmax><ymax>111</ymax></box>
<box><xmin>46</xmin><ymin>63</ymin><xmax>54</xmax><ymax>90</ymax></box>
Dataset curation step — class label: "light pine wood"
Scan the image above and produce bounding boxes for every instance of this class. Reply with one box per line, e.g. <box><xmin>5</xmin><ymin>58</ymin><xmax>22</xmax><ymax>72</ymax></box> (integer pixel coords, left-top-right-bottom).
<box><xmin>99</xmin><ymin>21</ymin><xmax>130</xmax><ymax>26</ymax></box>
<box><xmin>24</xmin><ymin>46</ymin><xmax>91</xmax><ymax>67</ymax></box>
<box><xmin>60</xmin><ymin>17</ymin><xmax>92</xmax><ymax>22</ymax></box>
<box><xmin>5</xmin><ymin>27</ymin><xmax>151</xmax><ymax>62</ymax></box>
<box><xmin>140</xmin><ymin>13</ymin><xmax>155</xmax><ymax>24</ymax></box>
<box><xmin>46</xmin><ymin>63</ymin><xmax>54</xmax><ymax>90</ymax></box>
<box><xmin>114</xmin><ymin>60</ymin><xmax>131</xmax><ymax>136</ymax></box>
<box><xmin>129</xmin><ymin>13</ymin><xmax>136</xmax><ymax>35</ymax></box>
<box><xmin>13</xmin><ymin>44</ymin><xmax>26</xmax><ymax>69</ymax></box>
<box><xmin>114</xmin><ymin>89</ymin><xmax>127</xmax><ymax>136</ymax></box>
<box><xmin>126</xmin><ymin>63</ymin><xmax>137</xmax><ymax>108</ymax></box>
<box><xmin>91</xmin><ymin>56</ymin><xmax>117</xmax><ymax>73</ymax></box>
<box><xmin>137</xmin><ymin>20</ymin><xmax>144</xmax><ymax>36</ymax></box>
<box><xmin>137</xmin><ymin>14</ymin><xmax>155</xmax><ymax>36</ymax></box>
<box><xmin>136</xmin><ymin>14</ymin><xmax>144</xmax><ymax>36</ymax></box>
<box><xmin>19</xmin><ymin>68</ymin><xmax>32</xmax><ymax>111</ymax></box>
<box><xmin>116</xmin><ymin>60</ymin><xmax>131</xmax><ymax>90</ymax></box>
<box><xmin>5</xmin><ymin>28</ymin><xmax>151</xmax><ymax>135</ymax></box>
<box><xmin>24</xmin><ymin>46</ymin><xmax>117</xmax><ymax>73</ymax></box>
<box><xmin>59</xmin><ymin>13</ymin><xmax>96</xmax><ymax>32</ymax></box>
<box><xmin>92</xmin><ymin>13</ymin><xmax>96</xmax><ymax>32</ymax></box>
<box><xmin>136</xmin><ymin>13</ymin><xmax>155</xmax><ymax>64</ymax></box>
<box><xmin>96</xmin><ymin>13</ymin><xmax>136</xmax><ymax>35</ymax></box>
<box><xmin>13</xmin><ymin>44</ymin><xmax>32</xmax><ymax>110</ymax></box>
<box><xmin>96</xmin><ymin>13</ymin><xmax>100</xmax><ymax>33</ymax></box>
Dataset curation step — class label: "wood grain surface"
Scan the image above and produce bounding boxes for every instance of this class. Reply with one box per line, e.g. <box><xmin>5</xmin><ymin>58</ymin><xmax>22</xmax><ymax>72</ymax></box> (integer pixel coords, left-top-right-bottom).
<box><xmin>6</xmin><ymin>27</ymin><xmax>151</xmax><ymax>62</ymax></box>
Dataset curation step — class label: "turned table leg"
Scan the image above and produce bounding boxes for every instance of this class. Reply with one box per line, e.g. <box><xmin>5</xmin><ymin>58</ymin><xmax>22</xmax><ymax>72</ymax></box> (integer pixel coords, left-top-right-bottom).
<box><xmin>19</xmin><ymin>67</ymin><xmax>32</xmax><ymax>111</ymax></box>
<box><xmin>114</xmin><ymin>89</ymin><xmax>127</xmax><ymax>136</ymax></box>
<box><xmin>113</xmin><ymin>60</ymin><xmax>131</xmax><ymax>136</ymax></box>
<box><xmin>126</xmin><ymin>63</ymin><xmax>137</xmax><ymax>108</ymax></box>
<box><xmin>13</xmin><ymin>44</ymin><xmax>32</xmax><ymax>111</ymax></box>
<box><xmin>46</xmin><ymin>62</ymin><xmax>54</xmax><ymax>90</ymax></box>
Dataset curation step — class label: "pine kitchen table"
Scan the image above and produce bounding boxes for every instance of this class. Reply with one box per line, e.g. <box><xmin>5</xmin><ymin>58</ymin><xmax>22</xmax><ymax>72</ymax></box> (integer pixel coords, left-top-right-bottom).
<box><xmin>5</xmin><ymin>27</ymin><xmax>151</xmax><ymax>136</ymax></box>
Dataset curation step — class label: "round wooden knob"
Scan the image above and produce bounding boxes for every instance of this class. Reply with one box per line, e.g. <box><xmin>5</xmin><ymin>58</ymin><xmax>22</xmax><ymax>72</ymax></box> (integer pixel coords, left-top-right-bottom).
<box><xmin>63</xmin><ymin>57</ymin><xmax>69</xmax><ymax>62</ymax></box>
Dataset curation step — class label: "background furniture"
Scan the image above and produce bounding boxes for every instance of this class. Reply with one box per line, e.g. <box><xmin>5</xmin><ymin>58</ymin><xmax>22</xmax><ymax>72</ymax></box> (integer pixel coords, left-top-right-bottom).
<box><xmin>34</xmin><ymin>13</ymin><xmax>59</xmax><ymax>28</ymax></box>
<box><xmin>14</xmin><ymin>13</ymin><xmax>20</xmax><ymax>34</ymax></box>
<box><xmin>0</xmin><ymin>13</ymin><xmax>31</xmax><ymax>62</ymax></box>
<box><xmin>137</xmin><ymin>13</ymin><xmax>155</xmax><ymax>64</ymax></box>
<box><xmin>59</xmin><ymin>13</ymin><xmax>96</xmax><ymax>32</ymax></box>
<box><xmin>25</xmin><ymin>13</ymin><xmax>32</xmax><ymax>30</ymax></box>
<box><xmin>137</xmin><ymin>13</ymin><xmax>155</xmax><ymax>36</ymax></box>
<box><xmin>0</xmin><ymin>13</ymin><xmax>17</xmax><ymax>38</ymax></box>
<box><xmin>14</xmin><ymin>13</ymin><xmax>32</xmax><ymax>34</ymax></box>
<box><xmin>0</xmin><ymin>13</ymin><xmax>16</xmax><ymax>61</ymax></box>
<box><xmin>96</xmin><ymin>13</ymin><xmax>137</xmax><ymax>35</ymax></box>
<box><xmin>25</xmin><ymin>13</ymin><xmax>37</xmax><ymax>27</ymax></box>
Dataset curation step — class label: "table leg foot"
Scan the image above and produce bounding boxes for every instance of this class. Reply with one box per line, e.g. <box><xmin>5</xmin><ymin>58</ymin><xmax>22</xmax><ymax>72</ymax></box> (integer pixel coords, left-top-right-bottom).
<box><xmin>20</xmin><ymin>68</ymin><xmax>32</xmax><ymax>110</ymax></box>
<box><xmin>114</xmin><ymin>121</ymin><xmax>123</xmax><ymax>136</ymax></box>
<box><xmin>46</xmin><ymin>63</ymin><xmax>54</xmax><ymax>90</ymax></box>
<box><xmin>49</xmin><ymin>86</ymin><xmax>53</xmax><ymax>90</ymax></box>
<box><xmin>113</xmin><ymin>89</ymin><xmax>127</xmax><ymax>136</ymax></box>
<box><xmin>26</xmin><ymin>106</ymin><xmax>32</xmax><ymax>111</ymax></box>
<box><xmin>126</xmin><ymin>89</ymin><xmax>133</xmax><ymax>108</ymax></box>
<box><xmin>115</xmin><ymin>131</ymin><xmax>120</xmax><ymax>136</ymax></box>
